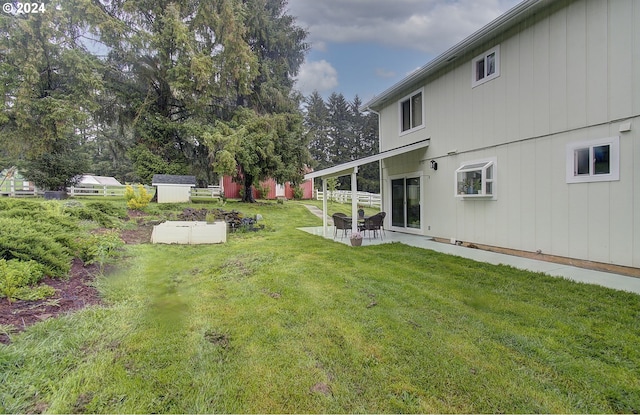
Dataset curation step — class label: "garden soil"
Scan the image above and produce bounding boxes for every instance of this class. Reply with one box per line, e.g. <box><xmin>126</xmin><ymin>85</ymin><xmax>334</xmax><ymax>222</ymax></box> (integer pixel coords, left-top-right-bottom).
<box><xmin>0</xmin><ymin>214</ymin><xmax>154</xmax><ymax>345</ymax></box>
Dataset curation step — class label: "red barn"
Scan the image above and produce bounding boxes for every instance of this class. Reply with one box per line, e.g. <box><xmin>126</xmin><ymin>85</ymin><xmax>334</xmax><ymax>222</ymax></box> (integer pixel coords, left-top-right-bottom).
<box><xmin>222</xmin><ymin>176</ymin><xmax>313</xmax><ymax>200</ymax></box>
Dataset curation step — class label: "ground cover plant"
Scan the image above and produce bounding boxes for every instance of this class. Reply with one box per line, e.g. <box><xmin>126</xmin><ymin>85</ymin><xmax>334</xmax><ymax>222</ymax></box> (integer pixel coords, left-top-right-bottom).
<box><xmin>0</xmin><ymin>200</ymin><xmax>639</xmax><ymax>413</ymax></box>
<box><xmin>0</xmin><ymin>199</ymin><xmax>126</xmax><ymax>302</ymax></box>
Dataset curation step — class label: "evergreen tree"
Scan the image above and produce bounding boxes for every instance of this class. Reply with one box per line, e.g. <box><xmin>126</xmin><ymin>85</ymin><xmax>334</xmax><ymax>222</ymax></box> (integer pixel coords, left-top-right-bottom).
<box><xmin>241</xmin><ymin>0</ymin><xmax>308</xmax><ymax>113</ymax></box>
<box><xmin>205</xmin><ymin>108</ymin><xmax>311</xmax><ymax>203</ymax></box>
<box><xmin>96</xmin><ymin>0</ymin><xmax>260</xmax><ymax>183</ymax></box>
<box><xmin>326</xmin><ymin>92</ymin><xmax>352</xmax><ymax>166</ymax></box>
<box><xmin>0</xmin><ymin>0</ymin><xmax>106</xmax><ymax>188</ymax></box>
<box><xmin>303</xmin><ymin>92</ymin><xmax>380</xmax><ymax>192</ymax></box>
<box><xmin>304</xmin><ymin>91</ymin><xmax>330</xmax><ymax>169</ymax></box>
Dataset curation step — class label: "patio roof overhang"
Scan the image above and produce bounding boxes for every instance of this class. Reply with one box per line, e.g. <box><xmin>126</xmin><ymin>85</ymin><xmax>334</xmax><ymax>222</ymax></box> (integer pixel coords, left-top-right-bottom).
<box><xmin>304</xmin><ymin>138</ymin><xmax>430</xmax><ymax>181</ymax></box>
<box><xmin>305</xmin><ymin>138</ymin><xmax>430</xmax><ymax>238</ymax></box>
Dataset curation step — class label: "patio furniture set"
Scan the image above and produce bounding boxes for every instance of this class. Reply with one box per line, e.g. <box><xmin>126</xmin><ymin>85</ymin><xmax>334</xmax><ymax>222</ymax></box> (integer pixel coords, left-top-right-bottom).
<box><xmin>332</xmin><ymin>210</ymin><xmax>386</xmax><ymax>241</ymax></box>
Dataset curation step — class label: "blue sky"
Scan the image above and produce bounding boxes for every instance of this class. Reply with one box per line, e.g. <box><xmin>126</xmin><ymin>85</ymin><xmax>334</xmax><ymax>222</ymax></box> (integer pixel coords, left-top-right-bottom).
<box><xmin>288</xmin><ymin>0</ymin><xmax>522</xmax><ymax>102</ymax></box>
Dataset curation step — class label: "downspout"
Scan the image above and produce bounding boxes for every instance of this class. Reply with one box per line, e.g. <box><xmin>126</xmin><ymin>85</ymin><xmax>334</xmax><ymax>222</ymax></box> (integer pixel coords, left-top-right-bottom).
<box><xmin>366</xmin><ymin>107</ymin><xmax>385</xmax><ymax>216</ymax></box>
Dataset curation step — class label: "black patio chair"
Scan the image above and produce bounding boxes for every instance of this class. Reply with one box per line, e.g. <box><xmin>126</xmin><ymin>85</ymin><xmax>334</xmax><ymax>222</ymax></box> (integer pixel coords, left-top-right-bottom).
<box><xmin>332</xmin><ymin>213</ymin><xmax>352</xmax><ymax>240</ymax></box>
<box><xmin>359</xmin><ymin>213</ymin><xmax>384</xmax><ymax>240</ymax></box>
<box><xmin>378</xmin><ymin>211</ymin><xmax>387</xmax><ymax>237</ymax></box>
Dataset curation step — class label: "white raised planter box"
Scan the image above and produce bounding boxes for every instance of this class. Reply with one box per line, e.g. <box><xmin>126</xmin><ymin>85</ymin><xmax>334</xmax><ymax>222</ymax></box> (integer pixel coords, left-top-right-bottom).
<box><xmin>151</xmin><ymin>221</ymin><xmax>227</xmax><ymax>245</ymax></box>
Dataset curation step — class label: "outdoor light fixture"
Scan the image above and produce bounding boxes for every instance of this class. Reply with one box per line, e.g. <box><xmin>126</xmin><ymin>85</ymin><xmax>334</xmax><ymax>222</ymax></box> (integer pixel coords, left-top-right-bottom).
<box><xmin>430</xmin><ymin>160</ymin><xmax>438</xmax><ymax>170</ymax></box>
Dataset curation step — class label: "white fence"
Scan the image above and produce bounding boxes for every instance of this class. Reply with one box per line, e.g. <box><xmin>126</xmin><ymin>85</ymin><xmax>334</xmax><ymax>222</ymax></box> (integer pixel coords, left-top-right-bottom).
<box><xmin>190</xmin><ymin>186</ymin><xmax>222</xmax><ymax>198</ymax></box>
<box><xmin>68</xmin><ymin>184</ymin><xmax>223</xmax><ymax>198</ymax></box>
<box><xmin>316</xmin><ymin>190</ymin><xmax>382</xmax><ymax>208</ymax></box>
<box><xmin>67</xmin><ymin>185</ymin><xmax>132</xmax><ymax>197</ymax></box>
<box><xmin>1</xmin><ymin>180</ymin><xmax>223</xmax><ymax>199</ymax></box>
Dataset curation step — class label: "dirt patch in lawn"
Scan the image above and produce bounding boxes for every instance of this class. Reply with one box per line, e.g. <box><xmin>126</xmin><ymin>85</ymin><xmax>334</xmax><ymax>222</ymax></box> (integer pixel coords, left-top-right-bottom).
<box><xmin>0</xmin><ymin>259</ymin><xmax>103</xmax><ymax>344</ymax></box>
<box><xmin>0</xmin><ymin>212</ymin><xmax>153</xmax><ymax>344</ymax></box>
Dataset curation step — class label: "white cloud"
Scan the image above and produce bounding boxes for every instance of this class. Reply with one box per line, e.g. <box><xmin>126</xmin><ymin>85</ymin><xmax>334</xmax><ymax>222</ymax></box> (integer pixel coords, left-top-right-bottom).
<box><xmin>288</xmin><ymin>0</ymin><xmax>520</xmax><ymax>54</ymax></box>
<box><xmin>375</xmin><ymin>68</ymin><xmax>396</xmax><ymax>78</ymax></box>
<box><xmin>294</xmin><ymin>59</ymin><xmax>339</xmax><ymax>95</ymax></box>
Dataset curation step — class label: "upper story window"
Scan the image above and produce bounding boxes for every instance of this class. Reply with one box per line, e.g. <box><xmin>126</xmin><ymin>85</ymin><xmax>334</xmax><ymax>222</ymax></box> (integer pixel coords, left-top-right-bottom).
<box><xmin>566</xmin><ymin>136</ymin><xmax>620</xmax><ymax>183</ymax></box>
<box><xmin>399</xmin><ymin>89</ymin><xmax>424</xmax><ymax>134</ymax></box>
<box><xmin>472</xmin><ymin>45</ymin><xmax>500</xmax><ymax>88</ymax></box>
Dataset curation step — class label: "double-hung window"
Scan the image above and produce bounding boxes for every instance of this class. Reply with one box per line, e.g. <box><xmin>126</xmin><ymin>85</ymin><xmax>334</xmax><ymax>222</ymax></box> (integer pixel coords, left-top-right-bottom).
<box><xmin>455</xmin><ymin>158</ymin><xmax>496</xmax><ymax>199</ymax></box>
<box><xmin>566</xmin><ymin>136</ymin><xmax>620</xmax><ymax>183</ymax></box>
<box><xmin>399</xmin><ymin>89</ymin><xmax>424</xmax><ymax>134</ymax></box>
<box><xmin>472</xmin><ymin>45</ymin><xmax>500</xmax><ymax>87</ymax></box>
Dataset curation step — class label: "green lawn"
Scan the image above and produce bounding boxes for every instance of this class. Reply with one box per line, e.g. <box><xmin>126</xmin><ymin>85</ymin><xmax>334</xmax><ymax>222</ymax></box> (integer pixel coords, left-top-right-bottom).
<box><xmin>1</xmin><ymin>200</ymin><xmax>639</xmax><ymax>413</ymax></box>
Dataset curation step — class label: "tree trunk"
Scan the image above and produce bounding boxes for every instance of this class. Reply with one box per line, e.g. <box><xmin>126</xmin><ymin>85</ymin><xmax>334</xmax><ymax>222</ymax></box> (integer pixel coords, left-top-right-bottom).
<box><xmin>242</xmin><ymin>174</ymin><xmax>256</xmax><ymax>203</ymax></box>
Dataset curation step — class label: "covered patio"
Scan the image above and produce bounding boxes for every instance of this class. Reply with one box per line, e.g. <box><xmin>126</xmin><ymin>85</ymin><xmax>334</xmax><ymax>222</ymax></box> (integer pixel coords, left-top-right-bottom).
<box><xmin>303</xmin><ymin>139</ymin><xmax>430</xmax><ymax>238</ymax></box>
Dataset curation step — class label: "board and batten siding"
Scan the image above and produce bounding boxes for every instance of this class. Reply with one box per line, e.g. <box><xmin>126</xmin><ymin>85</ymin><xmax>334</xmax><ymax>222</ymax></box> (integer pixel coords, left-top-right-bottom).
<box><xmin>157</xmin><ymin>185</ymin><xmax>192</xmax><ymax>203</ymax></box>
<box><xmin>376</xmin><ymin>0</ymin><xmax>640</xmax><ymax>268</ymax></box>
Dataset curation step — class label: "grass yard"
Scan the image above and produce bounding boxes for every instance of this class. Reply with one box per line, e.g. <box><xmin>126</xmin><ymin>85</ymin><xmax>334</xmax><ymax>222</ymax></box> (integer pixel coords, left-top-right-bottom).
<box><xmin>1</xmin><ymin>200</ymin><xmax>639</xmax><ymax>413</ymax></box>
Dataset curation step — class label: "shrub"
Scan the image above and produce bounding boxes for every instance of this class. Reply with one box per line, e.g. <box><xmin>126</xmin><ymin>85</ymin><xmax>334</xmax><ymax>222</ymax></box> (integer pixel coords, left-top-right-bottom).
<box><xmin>79</xmin><ymin>230</ymin><xmax>125</xmax><ymax>270</ymax></box>
<box><xmin>125</xmin><ymin>184</ymin><xmax>152</xmax><ymax>210</ymax></box>
<box><xmin>0</xmin><ymin>217</ymin><xmax>73</xmax><ymax>277</ymax></box>
<box><xmin>85</xmin><ymin>201</ymin><xmax>128</xmax><ymax>219</ymax></box>
<box><xmin>0</xmin><ymin>259</ymin><xmax>46</xmax><ymax>303</ymax></box>
<box><xmin>257</xmin><ymin>183</ymin><xmax>271</xmax><ymax>199</ymax></box>
<box><xmin>68</xmin><ymin>201</ymin><xmax>126</xmax><ymax>228</ymax></box>
<box><xmin>292</xmin><ymin>185</ymin><xmax>303</xmax><ymax>200</ymax></box>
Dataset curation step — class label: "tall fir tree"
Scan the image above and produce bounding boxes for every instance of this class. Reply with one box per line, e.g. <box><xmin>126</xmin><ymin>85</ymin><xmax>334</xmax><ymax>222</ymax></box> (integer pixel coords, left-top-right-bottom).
<box><xmin>304</xmin><ymin>91</ymin><xmax>331</xmax><ymax>169</ymax></box>
<box><xmin>0</xmin><ymin>0</ymin><xmax>106</xmax><ymax>189</ymax></box>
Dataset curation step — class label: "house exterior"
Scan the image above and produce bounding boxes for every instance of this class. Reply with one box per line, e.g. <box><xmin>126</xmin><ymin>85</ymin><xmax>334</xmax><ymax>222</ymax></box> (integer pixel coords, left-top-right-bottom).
<box><xmin>221</xmin><ymin>176</ymin><xmax>313</xmax><ymax>200</ymax></box>
<box><xmin>307</xmin><ymin>0</ymin><xmax>639</xmax><ymax>269</ymax></box>
<box><xmin>152</xmin><ymin>174</ymin><xmax>196</xmax><ymax>203</ymax></box>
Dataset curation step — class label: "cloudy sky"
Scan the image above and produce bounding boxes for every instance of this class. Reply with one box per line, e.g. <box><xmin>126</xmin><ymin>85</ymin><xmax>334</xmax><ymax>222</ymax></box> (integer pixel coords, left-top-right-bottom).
<box><xmin>287</xmin><ymin>0</ymin><xmax>522</xmax><ymax>101</ymax></box>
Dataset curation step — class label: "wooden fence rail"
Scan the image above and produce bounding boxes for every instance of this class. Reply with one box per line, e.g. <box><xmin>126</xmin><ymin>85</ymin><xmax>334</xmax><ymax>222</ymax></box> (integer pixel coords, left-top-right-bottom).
<box><xmin>2</xmin><ymin>180</ymin><xmax>223</xmax><ymax>199</ymax></box>
<box><xmin>316</xmin><ymin>190</ymin><xmax>382</xmax><ymax>209</ymax></box>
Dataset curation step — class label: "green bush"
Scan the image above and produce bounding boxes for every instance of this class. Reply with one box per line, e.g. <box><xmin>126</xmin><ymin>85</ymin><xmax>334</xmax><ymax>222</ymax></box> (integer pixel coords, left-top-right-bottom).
<box><xmin>292</xmin><ymin>185</ymin><xmax>303</xmax><ymax>200</ymax></box>
<box><xmin>0</xmin><ymin>217</ymin><xmax>73</xmax><ymax>277</ymax></box>
<box><xmin>0</xmin><ymin>259</ymin><xmax>46</xmax><ymax>303</ymax></box>
<box><xmin>85</xmin><ymin>201</ymin><xmax>128</xmax><ymax>219</ymax></box>
<box><xmin>257</xmin><ymin>183</ymin><xmax>271</xmax><ymax>199</ymax></box>
<box><xmin>68</xmin><ymin>202</ymin><xmax>126</xmax><ymax>228</ymax></box>
<box><xmin>79</xmin><ymin>230</ymin><xmax>125</xmax><ymax>270</ymax></box>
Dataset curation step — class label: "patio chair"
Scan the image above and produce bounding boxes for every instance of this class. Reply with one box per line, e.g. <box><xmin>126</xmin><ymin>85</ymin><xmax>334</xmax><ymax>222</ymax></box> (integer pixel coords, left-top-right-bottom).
<box><xmin>378</xmin><ymin>211</ymin><xmax>387</xmax><ymax>237</ymax></box>
<box><xmin>359</xmin><ymin>213</ymin><xmax>384</xmax><ymax>240</ymax></box>
<box><xmin>332</xmin><ymin>213</ymin><xmax>352</xmax><ymax>240</ymax></box>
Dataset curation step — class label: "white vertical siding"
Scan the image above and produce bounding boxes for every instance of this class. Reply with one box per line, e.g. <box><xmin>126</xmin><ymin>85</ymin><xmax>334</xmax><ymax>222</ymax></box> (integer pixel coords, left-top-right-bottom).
<box><xmin>375</xmin><ymin>0</ymin><xmax>639</xmax><ymax>267</ymax></box>
<box><xmin>549</xmin><ymin>7</ymin><xmax>568</xmax><ymax>133</ymax></box>
<box><xmin>565</xmin><ymin>0</ymin><xmax>588</xmax><ymax>129</ymax></box>
<box><xmin>608</xmin><ymin>0</ymin><xmax>636</xmax><ymax>119</ymax></box>
<box><xmin>157</xmin><ymin>185</ymin><xmax>192</xmax><ymax>203</ymax></box>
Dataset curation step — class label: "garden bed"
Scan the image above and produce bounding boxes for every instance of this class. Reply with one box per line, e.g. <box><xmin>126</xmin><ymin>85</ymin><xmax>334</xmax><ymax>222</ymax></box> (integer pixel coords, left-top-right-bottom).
<box><xmin>0</xmin><ymin>259</ymin><xmax>102</xmax><ymax>344</ymax></box>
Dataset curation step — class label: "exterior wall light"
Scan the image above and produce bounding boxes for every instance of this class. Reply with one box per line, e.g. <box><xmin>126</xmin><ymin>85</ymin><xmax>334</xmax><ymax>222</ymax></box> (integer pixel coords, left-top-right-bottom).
<box><xmin>430</xmin><ymin>160</ymin><xmax>438</xmax><ymax>170</ymax></box>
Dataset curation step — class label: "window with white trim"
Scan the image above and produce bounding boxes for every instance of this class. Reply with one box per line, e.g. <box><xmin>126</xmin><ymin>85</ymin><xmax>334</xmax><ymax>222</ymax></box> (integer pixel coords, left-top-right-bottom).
<box><xmin>399</xmin><ymin>89</ymin><xmax>424</xmax><ymax>134</ymax></box>
<box><xmin>455</xmin><ymin>158</ymin><xmax>496</xmax><ymax>198</ymax></box>
<box><xmin>566</xmin><ymin>136</ymin><xmax>620</xmax><ymax>183</ymax></box>
<box><xmin>472</xmin><ymin>45</ymin><xmax>500</xmax><ymax>88</ymax></box>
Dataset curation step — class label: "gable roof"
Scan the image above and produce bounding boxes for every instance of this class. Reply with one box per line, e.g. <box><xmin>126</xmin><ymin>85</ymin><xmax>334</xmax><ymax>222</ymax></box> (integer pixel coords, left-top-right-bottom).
<box><xmin>152</xmin><ymin>174</ymin><xmax>197</xmax><ymax>186</ymax></box>
<box><xmin>364</xmin><ymin>0</ymin><xmax>548</xmax><ymax>111</ymax></box>
<box><xmin>78</xmin><ymin>174</ymin><xmax>123</xmax><ymax>186</ymax></box>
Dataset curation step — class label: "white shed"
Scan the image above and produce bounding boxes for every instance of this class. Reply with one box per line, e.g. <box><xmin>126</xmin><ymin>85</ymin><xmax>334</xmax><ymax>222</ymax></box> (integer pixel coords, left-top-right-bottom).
<box><xmin>152</xmin><ymin>174</ymin><xmax>196</xmax><ymax>203</ymax></box>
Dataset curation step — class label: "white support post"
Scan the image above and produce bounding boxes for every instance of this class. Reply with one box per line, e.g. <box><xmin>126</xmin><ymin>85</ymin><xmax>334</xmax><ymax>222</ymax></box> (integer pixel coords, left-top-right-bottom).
<box><xmin>322</xmin><ymin>178</ymin><xmax>328</xmax><ymax>238</ymax></box>
<box><xmin>351</xmin><ymin>167</ymin><xmax>358</xmax><ymax>234</ymax></box>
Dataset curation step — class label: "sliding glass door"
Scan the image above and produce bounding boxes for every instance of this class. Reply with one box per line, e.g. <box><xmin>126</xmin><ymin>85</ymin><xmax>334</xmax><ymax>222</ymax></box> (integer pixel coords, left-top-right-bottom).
<box><xmin>391</xmin><ymin>176</ymin><xmax>421</xmax><ymax>230</ymax></box>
